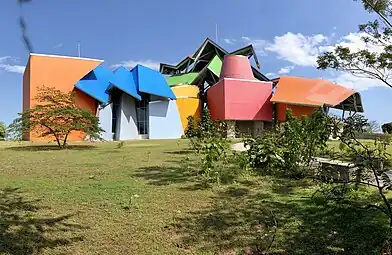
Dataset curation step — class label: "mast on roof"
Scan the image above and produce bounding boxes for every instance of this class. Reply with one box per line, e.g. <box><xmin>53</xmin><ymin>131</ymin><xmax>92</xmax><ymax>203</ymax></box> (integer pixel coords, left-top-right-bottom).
<box><xmin>215</xmin><ymin>24</ymin><xmax>218</xmax><ymax>43</ymax></box>
<box><xmin>77</xmin><ymin>41</ymin><xmax>81</xmax><ymax>57</ymax></box>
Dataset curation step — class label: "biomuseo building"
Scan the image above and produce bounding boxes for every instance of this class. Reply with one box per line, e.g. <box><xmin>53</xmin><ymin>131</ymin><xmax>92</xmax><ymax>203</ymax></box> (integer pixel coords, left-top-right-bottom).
<box><xmin>22</xmin><ymin>39</ymin><xmax>364</xmax><ymax>141</ymax></box>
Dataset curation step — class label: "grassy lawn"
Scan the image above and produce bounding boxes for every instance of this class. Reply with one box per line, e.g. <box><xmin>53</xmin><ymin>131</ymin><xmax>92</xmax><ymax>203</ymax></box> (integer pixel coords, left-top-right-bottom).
<box><xmin>0</xmin><ymin>140</ymin><xmax>390</xmax><ymax>254</ymax></box>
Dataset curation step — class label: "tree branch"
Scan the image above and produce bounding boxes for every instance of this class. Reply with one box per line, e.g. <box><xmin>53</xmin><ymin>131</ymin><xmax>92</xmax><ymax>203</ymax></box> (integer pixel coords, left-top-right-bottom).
<box><xmin>363</xmin><ymin>0</ymin><xmax>392</xmax><ymax>28</ymax></box>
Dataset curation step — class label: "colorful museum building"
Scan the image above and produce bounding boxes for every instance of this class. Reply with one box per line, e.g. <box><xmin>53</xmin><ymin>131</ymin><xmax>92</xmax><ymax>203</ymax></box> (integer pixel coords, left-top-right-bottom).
<box><xmin>22</xmin><ymin>38</ymin><xmax>364</xmax><ymax>141</ymax></box>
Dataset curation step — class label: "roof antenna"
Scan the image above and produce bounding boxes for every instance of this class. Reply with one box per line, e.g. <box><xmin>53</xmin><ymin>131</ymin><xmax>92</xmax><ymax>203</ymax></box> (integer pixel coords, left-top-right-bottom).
<box><xmin>77</xmin><ymin>41</ymin><xmax>81</xmax><ymax>57</ymax></box>
<box><xmin>215</xmin><ymin>23</ymin><xmax>218</xmax><ymax>43</ymax></box>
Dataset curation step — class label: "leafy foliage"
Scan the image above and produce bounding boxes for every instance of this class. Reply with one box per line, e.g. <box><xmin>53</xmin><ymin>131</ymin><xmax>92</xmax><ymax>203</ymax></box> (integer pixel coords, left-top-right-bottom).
<box><xmin>317</xmin><ymin>114</ymin><xmax>392</xmax><ymax>229</ymax></box>
<box><xmin>184</xmin><ymin>115</ymin><xmax>198</xmax><ymax>138</ymax></box>
<box><xmin>382</xmin><ymin>122</ymin><xmax>392</xmax><ymax>133</ymax></box>
<box><xmin>185</xmin><ymin>108</ymin><xmax>244</xmax><ymax>185</ymax></box>
<box><xmin>245</xmin><ymin>109</ymin><xmax>332</xmax><ymax>178</ymax></box>
<box><xmin>366</xmin><ymin>120</ymin><xmax>382</xmax><ymax>133</ymax></box>
<box><xmin>186</xmin><ymin>108</ymin><xmax>227</xmax><ymax>152</ymax></box>
<box><xmin>0</xmin><ymin>121</ymin><xmax>7</xmax><ymax>140</ymax></box>
<box><xmin>317</xmin><ymin>0</ymin><xmax>392</xmax><ymax>88</ymax></box>
<box><xmin>8</xmin><ymin>86</ymin><xmax>103</xmax><ymax>149</ymax></box>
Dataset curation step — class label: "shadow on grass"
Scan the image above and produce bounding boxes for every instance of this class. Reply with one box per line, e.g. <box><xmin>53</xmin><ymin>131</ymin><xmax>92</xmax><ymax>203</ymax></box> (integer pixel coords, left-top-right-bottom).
<box><xmin>0</xmin><ymin>187</ymin><xmax>86</xmax><ymax>255</ymax></box>
<box><xmin>134</xmin><ymin>165</ymin><xmax>198</xmax><ymax>186</ymax></box>
<box><xmin>164</xmin><ymin>150</ymin><xmax>193</xmax><ymax>155</ymax></box>
<box><xmin>270</xmin><ymin>178</ymin><xmax>314</xmax><ymax>195</ymax></box>
<box><xmin>170</xmin><ymin>182</ymin><xmax>390</xmax><ymax>254</ymax></box>
<box><xmin>5</xmin><ymin>145</ymin><xmax>96</xmax><ymax>151</ymax></box>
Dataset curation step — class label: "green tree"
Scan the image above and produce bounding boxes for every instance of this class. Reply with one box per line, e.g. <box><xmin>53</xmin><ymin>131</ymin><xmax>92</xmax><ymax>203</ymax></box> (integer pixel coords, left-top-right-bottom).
<box><xmin>382</xmin><ymin>122</ymin><xmax>392</xmax><ymax>133</ymax></box>
<box><xmin>319</xmin><ymin>114</ymin><xmax>392</xmax><ymax>228</ymax></box>
<box><xmin>317</xmin><ymin>0</ymin><xmax>392</xmax><ymax>88</ymax></box>
<box><xmin>245</xmin><ymin>109</ymin><xmax>332</xmax><ymax>178</ymax></box>
<box><xmin>0</xmin><ymin>121</ymin><xmax>7</xmax><ymax>140</ymax></box>
<box><xmin>8</xmin><ymin>86</ymin><xmax>103</xmax><ymax>149</ymax></box>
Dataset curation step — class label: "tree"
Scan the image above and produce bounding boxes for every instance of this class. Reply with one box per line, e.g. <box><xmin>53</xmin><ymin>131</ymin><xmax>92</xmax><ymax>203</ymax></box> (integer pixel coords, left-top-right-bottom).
<box><xmin>367</xmin><ymin>120</ymin><xmax>382</xmax><ymax>133</ymax></box>
<box><xmin>317</xmin><ymin>0</ymin><xmax>392</xmax><ymax>88</ymax></box>
<box><xmin>245</xmin><ymin>109</ymin><xmax>333</xmax><ymax>178</ymax></box>
<box><xmin>382</xmin><ymin>122</ymin><xmax>392</xmax><ymax>133</ymax></box>
<box><xmin>8</xmin><ymin>86</ymin><xmax>103</xmax><ymax>149</ymax></box>
<box><xmin>320</xmin><ymin>114</ymin><xmax>392</xmax><ymax>228</ymax></box>
<box><xmin>0</xmin><ymin>121</ymin><xmax>7</xmax><ymax>140</ymax></box>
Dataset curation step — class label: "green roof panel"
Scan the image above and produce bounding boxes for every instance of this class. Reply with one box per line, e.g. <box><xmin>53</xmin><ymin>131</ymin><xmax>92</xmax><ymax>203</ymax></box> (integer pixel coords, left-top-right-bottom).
<box><xmin>207</xmin><ymin>55</ymin><xmax>222</xmax><ymax>77</ymax></box>
<box><xmin>166</xmin><ymin>72</ymin><xmax>199</xmax><ymax>86</ymax></box>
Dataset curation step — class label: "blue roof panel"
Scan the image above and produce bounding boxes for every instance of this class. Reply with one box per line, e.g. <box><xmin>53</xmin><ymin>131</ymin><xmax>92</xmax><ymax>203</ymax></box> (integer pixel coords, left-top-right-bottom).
<box><xmin>108</xmin><ymin>67</ymin><xmax>141</xmax><ymax>100</ymax></box>
<box><xmin>75</xmin><ymin>80</ymin><xmax>109</xmax><ymax>103</ymax></box>
<box><xmin>135</xmin><ymin>65</ymin><xmax>176</xmax><ymax>99</ymax></box>
<box><xmin>75</xmin><ymin>66</ymin><xmax>113</xmax><ymax>104</ymax></box>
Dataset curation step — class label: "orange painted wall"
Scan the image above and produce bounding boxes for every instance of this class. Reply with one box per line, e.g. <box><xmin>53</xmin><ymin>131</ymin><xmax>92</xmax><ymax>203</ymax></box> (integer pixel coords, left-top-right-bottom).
<box><xmin>171</xmin><ymin>85</ymin><xmax>201</xmax><ymax>131</ymax></box>
<box><xmin>276</xmin><ymin>103</ymin><xmax>317</xmax><ymax>122</ymax></box>
<box><xmin>24</xmin><ymin>54</ymin><xmax>103</xmax><ymax>141</ymax></box>
<box><xmin>22</xmin><ymin>60</ymin><xmax>31</xmax><ymax>140</ymax></box>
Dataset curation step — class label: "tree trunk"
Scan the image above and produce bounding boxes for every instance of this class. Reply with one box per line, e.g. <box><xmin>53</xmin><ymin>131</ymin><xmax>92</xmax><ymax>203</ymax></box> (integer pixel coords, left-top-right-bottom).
<box><xmin>55</xmin><ymin>135</ymin><xmax>62</xmax><ymax>149</ymax></box>
<box><xmin>63</xmin><ymin>132</ymin><xmax>70</xmax><ymax>148</ymax></box>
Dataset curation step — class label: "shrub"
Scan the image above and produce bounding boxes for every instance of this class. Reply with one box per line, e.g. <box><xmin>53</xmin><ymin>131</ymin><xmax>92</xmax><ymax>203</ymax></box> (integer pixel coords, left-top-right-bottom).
<box><xmin>382</xmin><ymin>122</ymin><xmax>392</xmax><ymax>134</ymax></box>
<box><xmin>244</xmin><ymin>132</ymin><xmax>284</xmax><ymax>172</ymax></box>
<box><xmin>0</xmin><ymin>121</ymin><xmax>7</xmax><ymax>140</ymax></box>
<box><xmin>185</xmin><ymin>108</ymin><xmax>227</xmax><ymax>140</ymax></box>
<box><xmin>245</xmin><ymin>109</ymin><xmax>332</xmax><ymax>178</ymax></box>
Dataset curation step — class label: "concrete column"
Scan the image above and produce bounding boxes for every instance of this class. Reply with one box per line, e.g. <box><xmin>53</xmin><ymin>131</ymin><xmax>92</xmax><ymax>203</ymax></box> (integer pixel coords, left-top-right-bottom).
<box><xmin>226</xmin><ymin>120</ymin><xmax>236</xmax><ymax>138</ymax></box>
<box><xmin>97</xmin><ymin>103</ymin><xmax>113</xmax><ymax>141</ymax></box>
<box><xmin>252</xmin><ymin>121</ymin><xmax>264</xmax><ymax>137</ymax></box>
<box><xmin>117</xmin><ymin>93</ymin><xmax>138</xmax><ymax>140</ymax></box>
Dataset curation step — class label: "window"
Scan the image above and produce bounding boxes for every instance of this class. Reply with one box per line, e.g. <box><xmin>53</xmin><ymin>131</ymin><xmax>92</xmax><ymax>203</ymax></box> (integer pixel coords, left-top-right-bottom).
<box><xmin>136</xmin><ymin>94</ymin><xmax>149</xmax><ymax>135</ymax></box>
<box><xmin>111</xmin><ymin>88</ymin><xmax>121</xmax><ymax>135</ymax></box>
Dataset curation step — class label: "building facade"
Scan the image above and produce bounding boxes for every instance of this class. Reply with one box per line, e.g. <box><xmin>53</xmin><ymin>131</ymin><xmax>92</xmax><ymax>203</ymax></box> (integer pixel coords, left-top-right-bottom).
<box><xmin>22</xmin><ymin>38</ymin><xmax>364</xmax><ymax>141</ymax></box>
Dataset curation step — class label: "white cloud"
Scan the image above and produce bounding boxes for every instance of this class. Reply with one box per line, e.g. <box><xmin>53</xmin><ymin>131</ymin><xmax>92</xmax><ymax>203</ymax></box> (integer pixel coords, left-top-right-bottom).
<box><xmin>223</xmin><ymin>38</ymin><xmax>236</xmax><ymax>45</ymax></box>
<box><xmin>265</xmin><ymin>32</ymin><xmax>328</xmax><ymax>66</ymax></box>
<box><xmin>265</xmin><ymin>72</ymin><xmax>277</xmax><ymax>78</ymax></box>
<box><xmin>53</xmin><ymin>43</ymin><xmax>63</xmax><ymax>48</ymax></box>
<box><xmin>241</xmin><ymin>31</ymin><xmax>389</xmax><ymax>90</ymax></box>
<box><xmin>0</xmin><ymin>56</ymin><xmax>25</xmax><ymax>74</ymax></box>
<box><xmin>322</xmin><ymin>32</ymin><xmax>387</xmax><ymax>91</ymax></box>
<box><xmin>278</xmin><ymin>65</ymin><xmax>295</xmax><ymax>74</ymax></box>
<box><xmin>111</xmin><ymin>60</ymin><xmax>161</xmax><ymax>71</ymax></box>
<box><xmin>329</xmin><ymin>71</ymin><xmax>384</xmax><ymax>91</ymax></box>
<box><xmin>242</xmin><ymin>37</ymin><xmax>268</xmax><ymax>56</ymax></box>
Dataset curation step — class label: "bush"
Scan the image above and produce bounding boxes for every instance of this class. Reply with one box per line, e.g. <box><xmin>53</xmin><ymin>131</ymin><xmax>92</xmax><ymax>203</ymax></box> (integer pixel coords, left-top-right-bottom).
<box><xmin>185</xmin><ymin>108</ymin><xmax>249</xmax><ymax>185</ymax></box>
<box><xmin>245</xmin><ymin>109</ymin><xmax>332</xmax><ymax>178</ymax></box>
<box><xmin>244</xmin><ymin>132</ymin><xmax>284</xmax><ymax>172</ymax></box>
<box><xmin>185</xmin><ymin>108</ymin><xmax>227</xmax><ymax>140</ymax></box>
<box><xmin>382</xmin><ymin>122</ymin><xmax>392</xmax><ymax>134</ymax></box>
<box><xmin>0</xmin><ymin>121</ymin><xmax>6</xmax><ymax>140</ymax></box>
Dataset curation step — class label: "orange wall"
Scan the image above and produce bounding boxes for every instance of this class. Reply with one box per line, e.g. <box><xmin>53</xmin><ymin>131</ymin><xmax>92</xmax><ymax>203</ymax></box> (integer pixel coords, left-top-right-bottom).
<box><xmin>22</xmin><ymin>60</ymin><xmax>31</xmax><ymax>140</ymax></box>
<box><xmin>276</xmin><ymin>103</ymin><xmax>317</xmax><ymax>122</ymax></box>
<box><xmin>24</xmin><ymin>54</ymin><xmax>103</xmax><ymax>141</ymax></box>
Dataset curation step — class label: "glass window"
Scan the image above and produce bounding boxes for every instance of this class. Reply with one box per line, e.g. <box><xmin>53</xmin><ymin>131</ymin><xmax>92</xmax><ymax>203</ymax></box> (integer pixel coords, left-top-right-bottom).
<box><xmin>136</xmin><ymin>94</ymin><xmax>149</xmax><ymax>135</ymax></box>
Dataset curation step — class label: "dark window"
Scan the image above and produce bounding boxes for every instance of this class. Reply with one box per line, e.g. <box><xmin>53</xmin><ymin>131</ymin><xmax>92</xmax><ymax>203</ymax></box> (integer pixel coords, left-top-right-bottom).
<box><xmin>136</xmin><ymin>94</ymin><xmax>149</xmax><ymax>135</ymax></box>
<box><xmin>111</xmin><ymin>88</ymin><xmax>121</xmax><ymax>134</ymax></box>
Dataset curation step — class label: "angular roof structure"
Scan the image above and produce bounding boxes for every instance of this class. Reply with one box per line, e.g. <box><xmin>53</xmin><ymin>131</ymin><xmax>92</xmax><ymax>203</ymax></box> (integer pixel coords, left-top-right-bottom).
<box><xmin>75</xmin><ymin>66</ymin><xmax>113</xmax><ymax>103</ymax></box>
<box><xmin>271</xmin><ymin>76</ymin><xmax>363</xmax><ymax>112</ymax></box>
<box><xmin>135</xmin><ymin>65</ymin><xmax>176</xmax><ymax>99</ymax></box>
<box><xmin>166</xmin><ymin>72</ymin><xmax>199</xmax><ymax>86</ymax></box>
<box><xmin>107</xmin><ymin>67</ymin><xmax>141</xmax><ymax>100</ymax></box>
<box><xmin>74</xmin><ymin>65</ymin><xmax>175</xmax><ymax>104</ymax></box>
<box><xmin>160</xmin><ymin>38</ymin><xmax>269</xmax><ymax>87</ymax></box>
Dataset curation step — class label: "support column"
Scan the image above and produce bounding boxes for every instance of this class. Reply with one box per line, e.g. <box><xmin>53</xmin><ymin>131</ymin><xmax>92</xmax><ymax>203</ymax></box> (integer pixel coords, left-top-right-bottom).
<box><xmin>252</xmin><ymin>121</ymin><xmax>264</xmax><ymax>137</ymax></box>
<box><xmin>226</xmin><ymin>120</ymin><xmax>236</xmax><ymax>138</ymax></box>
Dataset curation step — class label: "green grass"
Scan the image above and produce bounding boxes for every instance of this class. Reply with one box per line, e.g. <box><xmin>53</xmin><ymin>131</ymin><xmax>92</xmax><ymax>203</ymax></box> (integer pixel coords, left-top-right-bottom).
<box><xmin>0</xmin><ymin>140</ymin><xmax>390</xmax><ymax>254</ymax></box>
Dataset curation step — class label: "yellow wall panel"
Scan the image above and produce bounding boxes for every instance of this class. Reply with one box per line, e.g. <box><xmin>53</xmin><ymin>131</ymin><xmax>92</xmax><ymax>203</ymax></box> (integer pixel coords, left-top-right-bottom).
<box><xmin>172</xmin><ymin>85</ymin><xmax>201</xmax><ymax>131</ymax></box>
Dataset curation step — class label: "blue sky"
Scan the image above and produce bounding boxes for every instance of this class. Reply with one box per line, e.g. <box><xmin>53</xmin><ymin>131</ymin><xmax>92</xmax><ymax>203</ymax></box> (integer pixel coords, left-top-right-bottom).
<box><xmin>0</xmin><ymin>0</ymin><xmax>391</xmax><ymax>126</ymax></box>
